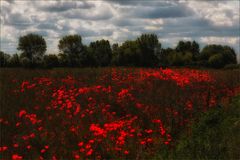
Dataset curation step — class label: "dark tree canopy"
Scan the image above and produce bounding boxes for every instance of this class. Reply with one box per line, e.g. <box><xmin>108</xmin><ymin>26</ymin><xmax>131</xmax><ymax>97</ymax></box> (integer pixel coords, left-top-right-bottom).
<box><xmin>58</xmin><ymin>34</ymin><xmax>83</xmax><ymax>67</ymax></box>
<box><xmin>0</xmin><ymin>51</ymin><xmax>11</xmax><ymax>67</ymax></box>
<box><xmin>159</xmin><ymin>48</ymin><xmax>174</xmax><ymax>67</ymax></box>
<box><xmin>9</xmin><ymin>54</ymin><xmax>20</xmax><ymax>67</ymax></box>
<box><xmin>113</xmin><ymin>40</ymin><xmax>141</xmax><ymax>66</ymax></box>
<box><xmin>136</xmin><ymin>34</ymin><xmax>161</xmax><ymax>67</ymax></box>
<box><xmin>176</xmin><ymin>41</ymin><xmax>199</xmax><ymax>55</ymax></box>
<box><xmin>200</xmin><ymin>45</ymin><xmax>237</xmax><ymax>68</ymax></box>
<box><xmin>17</xmin><ymin>33</ymin><xmax>47</xmax><ymax>62</ymax></box>
<box><xmin>43</xmin><ymin>54</ymin><xmax>59</xmax><ymax>68</ymax></box>
<box><xmin>1</xmin><ymin>33</ymin><xmax>238</xmax><ymax>69</ymax></box>
<box><xmin>88</xmin><ymin>39</ymin><xmax>112</xmax><ymax>67</ymax></box>
<box><xmin>191</xmin><ymin>41</ymin><xmax>200</xmax><ymax>55</ymax></box>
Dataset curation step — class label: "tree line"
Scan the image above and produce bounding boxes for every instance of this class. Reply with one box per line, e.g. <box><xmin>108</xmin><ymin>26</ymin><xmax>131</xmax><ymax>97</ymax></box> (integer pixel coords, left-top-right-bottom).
<box><xmin>0</xmin><ymin>33</ymin><xmax>238</xmax><ymax>69</ymax></box>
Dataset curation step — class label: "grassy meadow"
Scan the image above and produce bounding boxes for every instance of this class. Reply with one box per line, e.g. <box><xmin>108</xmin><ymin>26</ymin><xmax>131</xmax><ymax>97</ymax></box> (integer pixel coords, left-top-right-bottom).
<box><xmin>0</xmin><ymin>67</ymin><xmax>240</xmax><ymax>159</ymax></box>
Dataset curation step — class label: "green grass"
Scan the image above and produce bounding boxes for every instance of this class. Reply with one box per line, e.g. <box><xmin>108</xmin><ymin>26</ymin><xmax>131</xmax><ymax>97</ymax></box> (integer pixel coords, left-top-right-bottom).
<box><xmin>154</xmin><ymin>95</ymin><xmax>240</xmax><ymax>160</ymax></box>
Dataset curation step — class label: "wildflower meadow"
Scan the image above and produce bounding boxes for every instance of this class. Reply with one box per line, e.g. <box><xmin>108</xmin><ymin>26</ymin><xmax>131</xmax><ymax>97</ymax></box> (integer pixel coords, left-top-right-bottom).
<box><xmin>0</xmin><ymin>68</ymin><xmax>239</xmax><ymax>159</ymax></box>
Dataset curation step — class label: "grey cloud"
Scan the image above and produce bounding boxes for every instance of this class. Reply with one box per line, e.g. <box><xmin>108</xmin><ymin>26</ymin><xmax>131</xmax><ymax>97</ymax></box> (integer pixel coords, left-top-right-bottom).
<box><xmin>111</xmin><ymin>18</ymin><xmax>144</xmax><ymax>27</ymax></box>
<box><xmin>37</xmin><ymin>23</ymin><xmax>59</xmax><ymax>30</ymax></box>
<box><xmin>128</xmin><ymin>5</ymin><xmax>194</xmax><ymax>19</ymax></box>
<box><xmin>62</xmin><ymin>9</ymin><xmax>113</xmax><ymax>21</ymax></box>
<box><xmin>75</xmin><ymin>27</ymin><xmax>113</xmax><ymax>38</ymax></box>
<box><xmin>225</xmin><ymin>9</ymin><xmax>234</xmax><ymax>18</ymax></box>
<box><xmin>22</xmin><ymin>30</ymin><xmax>49</xmax><ymax>37</ymax></box>
<box><xmin>4</xmin><ymin>13</ymin><xmax>33</xmax><ymax>29</ymax></box>
<box><xmin>109</xmin><ymin>0</ymin><xmax>176</xmax><ymax>7</ymax></box>
<box><xmin>37</xmin><ymin>1</ymin><xmax>95</xmax><ymax>12</ymax></box>
<box><xmin>161</xmin><ymin>17</ymin><xmax>239</xmax><ymax>38</ymax></box>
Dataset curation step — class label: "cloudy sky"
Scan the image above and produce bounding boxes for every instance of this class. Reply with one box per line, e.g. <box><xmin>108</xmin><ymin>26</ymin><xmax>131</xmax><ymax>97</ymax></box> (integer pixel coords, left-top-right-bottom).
<box><xmin>0</xmin><ymin>0</ymin><xmax>239</xmax><ymax>58</ymax></box>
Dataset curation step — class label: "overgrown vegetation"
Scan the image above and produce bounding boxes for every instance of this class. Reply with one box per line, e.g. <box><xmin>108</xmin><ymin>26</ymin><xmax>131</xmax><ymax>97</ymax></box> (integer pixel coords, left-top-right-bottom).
<box><xmin>0</xmin><ymin>68</ymin><xmax>239</xmax><ymax>159</ymax></box>
<box><xmin>176</xmin><ymin>95</ymin><xmax>240</xmax><ymax>159</ymax></box>
<box><xmin>153</xmin><ymin>95</ymin><xmax>240</xmax><ymax>159</ymax></box>
<box><xmin>0</xmin><ymin>33</ymin><xmax>238</xmax><ymax>68</ymax></box>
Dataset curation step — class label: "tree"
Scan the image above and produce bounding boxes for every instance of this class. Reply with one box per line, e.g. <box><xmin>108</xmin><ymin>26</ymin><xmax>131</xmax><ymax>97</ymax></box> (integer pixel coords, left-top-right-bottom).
<box><xmin>200</xmin><ymin>44</ymin><xmax>237</xmax><ymax>67</ymax></box>
<box><xmin>175</xmin><ymin>41</ymin><xmax>200</xmax><ymax>65</ymax></box>
<box><xmin>114</xmin><ymin>40</ymin><xmax>141</xmax><ymax>66</ymax></box>
<box><xmin>191</xmin><ymin>41</ymin><xmax>200</xmax><ymax>55</ymax></box>
<box><xmin>20</xmin><ymin>57</ymin><xmax>31</xmax><ymax>68</ymax></box>
<box><xmin>111</xmin><ymin>43</ymin><xmax>120</xmax><ymax>65</ymax></box>
<box><xmin>182</xmin><ymin>52</ymin><xmax>193</xmax><ymax>65</ymax></box>
<box><xmin>136</xmin><ymin>34</ymin><xmax>161</xmax><ymax>67</ymax></box>
<box><xmin>169</xmin><ymin>51</ymin><xmax>185</xmax><ymax>66</ymax></box>
<box><xmin>0</xmin><ymin>51</ymin><xmax>10</xmax><ymax>67</ymax></box>
<box><xmin>81</xmin><ymin>45</ymin><xmax>96</xmax><ymax>67</ymax></box>
<box><xmin>208</xmin><ymin>54</ymin><xmax>224</xmax><ymax>68</ymax></box>
<box><xmin>176</xmin><ymin>41</ymin><xmax>192</xmax><ymax>53</ymax></box>
<box><xmin>58</xmin><ymin>34</ymin><xmax>83</xmax><ymax>67</ymax></box>
<box><xmin>17</xmin><ymin>33</ymin><xmax>46</xmax><ymax>65</ymax></box>
<box><xmin>112</xmin><ymin>43</ymin><xmax>119</xmax><ymax>54</ymax></box>
<box><xmin>58</xmin><ymin>53</ymin><xmax>69</xmax><ymax>67</ymax></box>
<box><xmin>9</xmin><ymin>54</ymin><xmax>20</xmax><ymax>67</ymax></box>
<box><xmin>88</xmin><ymin>39</ymin><xmax>112</xmax><ymax>67</ymax></box>
<box><xmin>159</xmin><ymin>48</ymin><xmax>174</xmax><ymax>67</ymax></box>
<box><xmin>43</xmin><ymin>54</ymin><xmax>59</xmax><ymax>68</ymax></box>
<box><xmin>176</xmin><ymin>40</ymin><xmax>199</xmax><ymax>55</ymax></box>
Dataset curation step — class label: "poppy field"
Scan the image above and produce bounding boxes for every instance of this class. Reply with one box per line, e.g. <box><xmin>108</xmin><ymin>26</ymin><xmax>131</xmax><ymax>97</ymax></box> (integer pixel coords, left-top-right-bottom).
<box><xmin>0</xmin><ymin>68</ymin><xmax>240</xmax><ymax>159</ymax></box>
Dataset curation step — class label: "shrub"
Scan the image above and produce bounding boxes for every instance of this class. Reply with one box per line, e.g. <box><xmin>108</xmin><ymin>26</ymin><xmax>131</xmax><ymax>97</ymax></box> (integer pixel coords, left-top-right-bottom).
<box><xmin>174</xmin><ymin>96</ymin><xmax>240</xmax><ymax>159</ymax></box>
<box><xmin>224</xmin><ymin>63</ymin><xmax>240</xmax><ymax>69</ymax></box>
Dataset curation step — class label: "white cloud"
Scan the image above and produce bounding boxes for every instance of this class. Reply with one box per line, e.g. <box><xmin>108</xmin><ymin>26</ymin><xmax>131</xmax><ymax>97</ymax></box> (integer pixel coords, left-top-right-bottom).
<box><xmin>187</xmin><ymin>1</ymin><xmax>239</xmax><ymax>27</ymax></box>
<box><xmin>200</xmin><ymin>36</ymin><xmax>239</xmax><ymax>45</ymax></box>
<box><xmin>0</xmin><ymin>0</ymin><xmax>239</xmax><ymax>56</ymax></box>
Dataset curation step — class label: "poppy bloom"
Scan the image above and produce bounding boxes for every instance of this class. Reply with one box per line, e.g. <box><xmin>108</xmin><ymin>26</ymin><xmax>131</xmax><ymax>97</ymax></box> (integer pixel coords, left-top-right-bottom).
<box><xmin>12</xmin><ymin>154</ymin><xmax>23</xmax><ymax>160</ymax></box>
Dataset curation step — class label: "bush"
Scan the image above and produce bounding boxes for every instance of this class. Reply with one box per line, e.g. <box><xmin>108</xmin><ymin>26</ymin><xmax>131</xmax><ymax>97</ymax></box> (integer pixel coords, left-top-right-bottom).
<box><xmin>174</xmin><ymin>96</ymin><xmax>240</xmax><ymax>159</ymax></box>
<box><xmin>224</xmin><ymin>63</ymin><xmax>240</xmax><ymax>69</ymax></box>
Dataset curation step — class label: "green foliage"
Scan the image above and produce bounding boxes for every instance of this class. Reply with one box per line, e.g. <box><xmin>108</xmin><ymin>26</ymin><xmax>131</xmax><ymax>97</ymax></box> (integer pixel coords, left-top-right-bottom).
<box><xmin>58</xmin><ymin>53</ymin><xmax>69</xmax><ymax>67</ymax></box>
<box><xmin>191</xmin><ymin>41</ymin><xmax>200</xmax><ymax>56</ymax></box>
<box><xmin>17</xmin><ymin>33</ymin><xmax>47</xmax><ymax>62</ymax></box>
<box><xmin>88</xmin><ymin>39</ymin><xmax>112</xmax><ymax>66</ymax></box>
<box><xmin>176</xmin><ymin>41</ymin><xmax>199</xmax><ymax>56</ymax></box>
<box><xmin>136</xmin><ymin>34</ymin><xmax>161</xmax><ymax>67</ymax></box>
<box><xmin>159</xmin><ymin>41</ymin><xmax>199</xmax><ymax>67</ymax></box>
<box><xmin>80</xmin><ymin>45</ymin><xmax>96</xmax><ymax>67</ymax></box>
<box><xmin>58</xmin><ymin>34</ymin><xmax>83</xmax><ymax>67</ymax></box>
<box><xmin>158</xmin><ymin>48</ymin><xmax>174</xmax><ymax>67</ymax></box>
<box><xmin>0</xmin><ymin>51</ymin><xmax>11</xmax><ymax>67</ymax></box>
<box><xmin>111</xmin><ymin>43</ymin><xmax>120</xmax><ymax>65</ymax></box>
<box><xmin>208</xmin><ymin>54</ymin><xmax>224</xmax><ymax>68</ymax></box>
<box><xmin>224</xmin><ymin>63</ymin><xmax>240</xmax><ymax>69</ymax></box>
<box><xmin>182</xmin><ymin>52</ymin><xmax>193</xmax><ymax>65</ymax></box>
<box><xmin>167</xmin><ymin>51</ymin><xmax>193</xmax><ymax>66</ymax></box>
<box><xmin>43</xmin><ymin>54</ymin><xmax>59</xmax><ymax>68</ymax></box>
<box><xmin>113</xmin><ymin>40</ymin><xmax>141</xmax><ymax>66</ymax></box>
<box><xmin>1</xmin><ymin>34</ymin><xmax>238</xmax><ymax>69</ymax></box>
<box><xmin>200</xmin><ymin>45</ymin><xmax>237</xmax><ymax>68</ymax></box>
<box><xmin>20</xmin><ymin>57</ymin><xmax>32</xmax><ymax>68</ymax></box>
<box><xmin>174</xmin><ymin>96</ymin><xmax>240</xmax><ymax>159</ymax></box>
<box><xmin>169</xmin><ymin>51</ymin><xmax>184</xmax><ymax>66</ymax></box>
<box><xmin>8</xmin><ymin>54</ymin><xmax>20</xmax><ymax>67</ymax></box>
